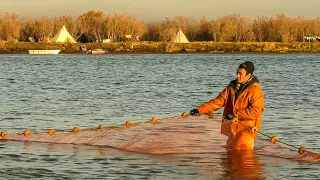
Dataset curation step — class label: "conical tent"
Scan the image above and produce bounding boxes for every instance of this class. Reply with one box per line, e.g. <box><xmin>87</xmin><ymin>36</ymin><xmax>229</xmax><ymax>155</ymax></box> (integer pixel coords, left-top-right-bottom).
<box><xmin>76</xmin><ymin>33</ymin><xmax>96</xmax><ymax>43</ymax></box>
<box><xmin>52</xmin><ymin>25</ymin><xmax>76</xmax><ymax>43</ymax></box>
<box><xmin>173</xmin><ymin>28</ymin><xmax>189</xmax><ymax>43</ymax></box>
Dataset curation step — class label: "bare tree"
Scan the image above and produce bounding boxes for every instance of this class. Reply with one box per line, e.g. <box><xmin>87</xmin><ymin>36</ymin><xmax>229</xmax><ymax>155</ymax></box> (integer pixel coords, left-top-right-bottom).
<box><xmin>144</xmin><ymin>23</ymin><xmax>161</xmax><ymax>41</ymax></box>
<box><xmin>0</xmin><ymin>12</ymin><xmax>22</xmax><ymax>41</ymax></box>
<box><xmin>53</xmin><ymin>15</ymin><xmax>77</xmax><ymax>37</ymax></box>
<box><xmin>77</xmin><ymin>10</ymin><xmax>105</xmax><ymax>41</ymax></box>
<box><xmin>197</xmin><ymin>18</ymin><xmax>213</xmax><ymax>41</ymax></box>
<box><xmin>126</xmin><ymin>15</ymin><xmax>147</xmax><ymax>41</ymax></box>
<box><xmin>105</xmin><ymin>13</ymin><xmax>128</xmax><ymax>42</ymax></box>
<box><xmin>215</xmin><ymin>15</ymin><xmax>237</xmax><ymax>42</ymax></box>
<box><xmin>20</xmin><ymin>18</ymin><xmax>37</xmax><ymax>41</ymax></box>
<box><xmin>37</xmin><ymin>17</ymin><xmax>53</xmax><ymax>41</ymax></box>
<box><xmin>252</xmin><ymin>16</ymin><xmax>267</xmax><ymax>42</ymax></box>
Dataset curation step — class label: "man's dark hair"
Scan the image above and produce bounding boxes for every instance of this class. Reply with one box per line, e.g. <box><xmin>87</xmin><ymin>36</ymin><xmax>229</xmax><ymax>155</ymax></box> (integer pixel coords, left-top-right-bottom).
<box><xmin>239</xmin><ymin>61</ymin><xmax>254</xmax><ymax>75</ymax></box>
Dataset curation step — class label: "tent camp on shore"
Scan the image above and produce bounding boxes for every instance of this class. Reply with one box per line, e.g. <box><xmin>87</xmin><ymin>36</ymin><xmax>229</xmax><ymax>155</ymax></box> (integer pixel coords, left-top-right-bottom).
<box><xmin>51</xmin><ymin>25</ymin><xmax>76</xmax><ymax>43</ymax></box>
<box><xmin>173</xmin><ymin>28</ymin><xmax>189</xmax><ymax>43</ymax></box>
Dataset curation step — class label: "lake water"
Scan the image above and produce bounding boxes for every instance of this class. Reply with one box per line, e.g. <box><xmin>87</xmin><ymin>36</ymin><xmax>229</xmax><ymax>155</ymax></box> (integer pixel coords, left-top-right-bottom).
<box><xmin>0</xmin><ymin>54</ymin><xmax>319</xmax><ymax>179</ymax></box>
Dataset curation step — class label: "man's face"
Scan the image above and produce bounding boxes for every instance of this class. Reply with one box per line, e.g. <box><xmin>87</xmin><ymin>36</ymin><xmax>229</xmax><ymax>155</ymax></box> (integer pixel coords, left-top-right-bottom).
<box><xmin>237</xmin><ymin>68</ymin><xmax>251</xmax><ymax>84</ymax></box>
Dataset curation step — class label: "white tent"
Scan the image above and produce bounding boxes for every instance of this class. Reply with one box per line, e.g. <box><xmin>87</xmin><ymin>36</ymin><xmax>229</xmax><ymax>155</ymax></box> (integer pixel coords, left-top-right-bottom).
<box><xmin>173</xmin><ymin>28</ymin><xmax>189</xmax><ymax>43</ymax></box>
<box><xmin>52</xmin><ymin>25</ymin><xmax>76</xmax><ymax>43</ymax></box>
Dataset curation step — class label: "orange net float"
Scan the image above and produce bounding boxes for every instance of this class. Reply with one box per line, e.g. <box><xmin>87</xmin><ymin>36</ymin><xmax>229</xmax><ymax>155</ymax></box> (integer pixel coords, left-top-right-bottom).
<box><xmin>23</xmin><ymin>130</ymin><xmax>31</xmax><ymax>137</ymax></box>
<box><xmin>299</xmin><ymin>146</ymin><xmax>306</xmax><ymax>154</ymax></box>
<box><xmin>181</xmin><ymin>112</ymin><xmax>188</xmax><ymax>118</ymax></box>
<box><xmin>72</xmin><ymin>127</ymin><xmax>79</xmax><ymax>134</ymax></box>
<box><xmin>270</xmin><ymin>136</ymin><xmax>279</xmax><ymax>144</ymax></box>
<box><xmin>151</xmin><ymin>117</ymin><xmax>158</xmax><ymax>124</ymax></box>
<box><xmin>48</xmin><ymin>129</ymin><xmax>55</xmax><ymax>136</ymax></box>
<box><xmin>249</xmin><ymin>126</ymin><xmax>257</xmax><ymax>133</ymax></box>
<box><xmin>98</xmin><ymin>125</ymin><xmax>104</xmax><ymax>131</ymax></box>
<box><xmin>0</xmin><ymin>132</ymin><xmax>7</xmax><ymax>138</ymax></box>
<box><xmin>125</xmin><ymin>121</ymin><xmax>130</xmax><ymax>128</ymax></box>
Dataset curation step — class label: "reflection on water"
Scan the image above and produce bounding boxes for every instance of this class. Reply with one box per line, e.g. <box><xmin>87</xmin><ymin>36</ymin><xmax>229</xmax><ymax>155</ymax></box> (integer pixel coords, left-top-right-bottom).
<box><xmin>221</xmin><ymin>150</ymin><xmax>265</xmax><ymax>179</ymax></box>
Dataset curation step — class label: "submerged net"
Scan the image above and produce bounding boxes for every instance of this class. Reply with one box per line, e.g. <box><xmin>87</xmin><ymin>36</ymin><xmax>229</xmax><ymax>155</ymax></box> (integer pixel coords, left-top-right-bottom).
<box><xmin>0</xmin><ymin>115</ymin><xmax>319</xmax><ymax>162</ymax></box>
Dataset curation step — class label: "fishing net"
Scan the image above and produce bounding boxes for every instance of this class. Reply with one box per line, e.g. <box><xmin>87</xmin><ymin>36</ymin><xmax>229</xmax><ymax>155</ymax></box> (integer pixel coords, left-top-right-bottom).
<box><xmin>1</xmin><ymin>114</ymin><xmax>319</xmax><ymax>162</ymax></box>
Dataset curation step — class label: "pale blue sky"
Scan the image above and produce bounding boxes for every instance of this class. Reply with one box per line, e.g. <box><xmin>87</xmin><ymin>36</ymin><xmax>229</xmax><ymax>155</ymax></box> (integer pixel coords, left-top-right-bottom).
<box><xmin>1</xmin><ymin>0</ymin><xmax>320</xmax><ymax>22</ymax></box>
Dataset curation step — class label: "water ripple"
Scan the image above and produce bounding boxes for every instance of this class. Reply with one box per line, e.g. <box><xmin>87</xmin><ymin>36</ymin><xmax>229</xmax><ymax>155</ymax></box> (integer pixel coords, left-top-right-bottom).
<box><xmin>0</xmin><ymin>54</ymin><xmax>319</xmax><ymax>179</ymax></box>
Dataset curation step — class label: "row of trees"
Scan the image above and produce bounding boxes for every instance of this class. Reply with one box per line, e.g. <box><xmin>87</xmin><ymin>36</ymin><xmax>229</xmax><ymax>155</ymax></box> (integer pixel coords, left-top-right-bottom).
<box><xmin>1</xmin><ymin>11</ymin><xmax>320</xmax><ymax>43</ymax></box>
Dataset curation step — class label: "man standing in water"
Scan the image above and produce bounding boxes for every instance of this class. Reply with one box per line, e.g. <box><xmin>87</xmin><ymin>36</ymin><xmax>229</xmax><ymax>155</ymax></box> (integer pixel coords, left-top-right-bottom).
<box><xmin>190</xmin><ymin>61</ymin><xmax>264</xmax><ymax>151</ymax></box>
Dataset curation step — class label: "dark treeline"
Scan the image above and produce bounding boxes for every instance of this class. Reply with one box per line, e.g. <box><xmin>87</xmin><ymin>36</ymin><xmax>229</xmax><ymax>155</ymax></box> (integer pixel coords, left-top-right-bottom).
<box><xmin>1</xmin><ymin>10</ymin><xmax>320</xmax><ymax>43</ymax></box>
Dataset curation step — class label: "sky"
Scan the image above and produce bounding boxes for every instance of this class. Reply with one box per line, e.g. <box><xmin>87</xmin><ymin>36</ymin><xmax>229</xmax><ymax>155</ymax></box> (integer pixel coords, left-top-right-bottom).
<box><xmin>1</xmin><ymin>0</ymin><xmax>320</xmax><ymax>22</ymax></box>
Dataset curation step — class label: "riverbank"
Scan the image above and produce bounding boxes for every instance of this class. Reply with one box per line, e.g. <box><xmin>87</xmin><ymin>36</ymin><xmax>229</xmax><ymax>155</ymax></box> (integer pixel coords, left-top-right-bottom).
<box><xmin>1</xmin><ymin>41</ymin><xmax>320</xmax><ymax>54</ymax></box>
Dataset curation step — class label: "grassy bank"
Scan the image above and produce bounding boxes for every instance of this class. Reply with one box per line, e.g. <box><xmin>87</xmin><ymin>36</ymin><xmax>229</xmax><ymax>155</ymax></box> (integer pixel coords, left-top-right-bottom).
<box><xmin>1</xmin><ymin>41</ymin><xmax>320</xmax><ymax>54</ymax></box>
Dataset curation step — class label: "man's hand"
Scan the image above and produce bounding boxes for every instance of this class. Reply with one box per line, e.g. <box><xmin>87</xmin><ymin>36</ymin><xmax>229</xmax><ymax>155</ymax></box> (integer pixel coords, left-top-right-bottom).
<box><xmin>189</xmin><ymin>109</ymin><xmax>200</xmax><ymax>116</ymax></box>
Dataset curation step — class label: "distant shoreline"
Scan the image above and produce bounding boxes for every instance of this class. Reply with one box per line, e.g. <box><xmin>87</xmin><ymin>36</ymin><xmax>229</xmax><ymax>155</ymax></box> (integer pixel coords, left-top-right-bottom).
<box><xmin>3</xmin><ymin>51</ymin><xmax>320</xmax><ymax>55</ymax></box>
<box><xmin>1</xmin><ymin>41</ymin><xmax>320</xmax><ymax>54</ymax></box>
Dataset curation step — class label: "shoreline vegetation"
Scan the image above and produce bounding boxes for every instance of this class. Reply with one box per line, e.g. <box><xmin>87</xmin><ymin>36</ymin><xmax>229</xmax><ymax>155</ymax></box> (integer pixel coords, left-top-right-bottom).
<box><xmin>2</xmin><ymin>10</ymin><xmax>320</xmax><ymax>54</ymax></box>
<box><xmin>1</xmin><ymin>42</ymin><xmax>320</xmax><ymax>54</ymax></box>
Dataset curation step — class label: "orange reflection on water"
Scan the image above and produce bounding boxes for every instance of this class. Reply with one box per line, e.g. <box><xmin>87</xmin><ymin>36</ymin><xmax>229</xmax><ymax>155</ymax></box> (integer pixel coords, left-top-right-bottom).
<box><xmin>220</xmin><ymin>150</ymin><xmax>266</xmax><ymax>179</ymax></box>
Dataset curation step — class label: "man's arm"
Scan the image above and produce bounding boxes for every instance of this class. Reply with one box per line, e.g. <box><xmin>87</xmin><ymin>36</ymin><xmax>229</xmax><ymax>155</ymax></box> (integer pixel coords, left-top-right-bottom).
<box><xmin>197</xmin><ymin>87</ymin><xmax>228</xmax><ymax>114</ymax></box>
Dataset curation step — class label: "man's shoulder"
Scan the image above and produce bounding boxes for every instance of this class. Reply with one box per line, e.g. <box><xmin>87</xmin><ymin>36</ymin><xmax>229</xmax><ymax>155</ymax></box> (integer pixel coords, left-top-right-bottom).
<box><xmin>252</xmin><ymin>82</ymin><xmax>261</xmax><ymax>87</ymax></box>
<box><xmin>228</xmin><ymin>79</ymin><xmax>237</xmax><ymax>86</ymax></box>
<box><xmin>250</xmin><ymin>82</ymin><xmax>264</xmax><ymax>93</ymax></box>
<box><xmin>249</xmin><ymin>76</ymin><xmax>262</xmax><ymax>88</ymax></box>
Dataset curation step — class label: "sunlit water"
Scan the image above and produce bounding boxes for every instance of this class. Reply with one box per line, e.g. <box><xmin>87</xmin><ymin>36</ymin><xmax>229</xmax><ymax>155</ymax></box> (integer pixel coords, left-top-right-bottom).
<box><xmin>0</xmin><ymin>54</ymin><xmax>319</xmax><ymax>179</ymax></box>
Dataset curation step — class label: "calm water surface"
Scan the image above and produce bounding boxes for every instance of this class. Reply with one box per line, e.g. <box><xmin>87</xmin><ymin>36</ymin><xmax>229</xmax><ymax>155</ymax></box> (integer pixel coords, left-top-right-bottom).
<box><xmin>0</xmin><ymin>54</ymin><xmax>319</xmax><ymax>179</ymax></box>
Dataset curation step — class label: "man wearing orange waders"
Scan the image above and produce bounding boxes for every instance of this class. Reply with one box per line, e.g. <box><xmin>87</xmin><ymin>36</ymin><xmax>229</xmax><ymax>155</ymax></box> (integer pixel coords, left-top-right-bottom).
<box><xmin>190</xmin><ymin>61</ymin><xmax>264</xmax><ymax>151</ymax></box>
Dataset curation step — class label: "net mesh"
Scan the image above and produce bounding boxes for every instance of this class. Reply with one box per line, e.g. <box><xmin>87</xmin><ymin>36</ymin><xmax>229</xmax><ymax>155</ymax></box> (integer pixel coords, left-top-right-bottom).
<box><xmin>1</xmin><ymin>115</ymin><xmax>319</xmax><ymax>162</ymax></box>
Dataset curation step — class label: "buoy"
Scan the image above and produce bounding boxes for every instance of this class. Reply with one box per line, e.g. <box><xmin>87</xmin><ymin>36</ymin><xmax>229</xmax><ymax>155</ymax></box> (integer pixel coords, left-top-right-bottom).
<box><xmin>24</xmin><ymin>130</ymin><xmax>31</xmax><ymax>137</ymax></box>
<box><xmin>48</xmin><ymin>129</ymin><xmax>55</xmax><ymax>136</ymax></box>
<box><xmin>73</xmin><ymin>127</ymin><xmax>79</xmax><ymax>134</ymax></box>
<box><xmin>151</xmin><ymin>117</ymin><xmax>158</xmax><ymax>124</ymax></box>
<box><xmin>125</xmin><ymin>121</ymin><xmax>130</xmax><ymax>128</ymax></box>
<box><xmin>181</xmin><ymin>112</ymin><xmax>188</xmax><ymax>118</ymax></box>
<box><xmin>98</xmin><ymin>125</ymin><xmax>104</xmax><ymax>131</ymax></box>
<box><xmin>208</xmin><ymin>111</ymin><xmax>213</xmax><ymax>119</ymax></box>
<box><xmin>270</xmin><ymin>136</ymin><xmax>279</xmax><ymax>144</ymax></box>
<box><xmin>299</xmin><ymin>146</ymin><xmax>306</xmax><ymax>154</ymax></box>
<box><xmin>0</xmin><ymin>132</ymin><xmax>7</xmax><ymax>138</ymax></box>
